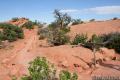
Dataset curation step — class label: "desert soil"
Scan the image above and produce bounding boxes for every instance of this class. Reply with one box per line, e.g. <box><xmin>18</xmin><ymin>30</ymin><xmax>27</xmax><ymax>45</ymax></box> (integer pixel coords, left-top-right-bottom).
<box><xmin>0</xmin><ymin>20</ymin><xmax>120</xmax><ymax>80</ymax></box>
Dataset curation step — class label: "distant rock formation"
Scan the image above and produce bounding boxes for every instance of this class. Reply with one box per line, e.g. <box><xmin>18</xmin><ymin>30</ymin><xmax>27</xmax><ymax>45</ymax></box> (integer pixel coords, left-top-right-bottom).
<box><xmin>8</xmin><ymin>18</ymin><xmax>29</xmax><ymax>27</ymax></box>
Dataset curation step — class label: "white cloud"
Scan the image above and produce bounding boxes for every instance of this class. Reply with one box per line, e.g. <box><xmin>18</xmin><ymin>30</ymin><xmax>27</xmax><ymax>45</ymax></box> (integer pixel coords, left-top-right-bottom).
<box><xmin>60</xmin><ymin>9</ymin><xmax>79</xmax><ymax>13</ymax></box>
<box><xmin>60</xmin><ymin>6</ymin><xmax>120</xmax><ymax>14</ymax></box>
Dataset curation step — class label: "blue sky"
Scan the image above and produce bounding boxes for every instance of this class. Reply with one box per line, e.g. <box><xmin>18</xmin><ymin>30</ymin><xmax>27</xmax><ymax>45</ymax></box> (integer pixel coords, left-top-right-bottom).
<box><xmin>0</xmin><ymin>0</ymin><xmax>120</xmax><ymax>23</ymax></box>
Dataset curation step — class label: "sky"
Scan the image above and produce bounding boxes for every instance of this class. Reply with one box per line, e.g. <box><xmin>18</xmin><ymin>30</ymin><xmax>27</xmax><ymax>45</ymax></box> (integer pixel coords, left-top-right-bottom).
<box><xmin>0</xmin><ymin>0</ymin><xmax>120</xmax><ymax>23</ymax></box>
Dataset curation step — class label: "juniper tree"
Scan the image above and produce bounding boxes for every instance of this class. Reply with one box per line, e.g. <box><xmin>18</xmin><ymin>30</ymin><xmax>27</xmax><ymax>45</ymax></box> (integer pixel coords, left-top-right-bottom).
<box><xmin>54</xmin><ymin>9</ymin><xmax>72</xmax><ymax>28</ymax></box>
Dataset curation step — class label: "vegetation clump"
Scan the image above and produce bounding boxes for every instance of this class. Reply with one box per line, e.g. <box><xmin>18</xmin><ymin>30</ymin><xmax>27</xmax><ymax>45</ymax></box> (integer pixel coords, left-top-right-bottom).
<box><xmin>72</xmin><ymin>19</ymin><xmax>84</xmax><ymax>25</ymax></box>
<box><xmin>21</xmin><ymin>57</ymin><xmax>57</xmax><ymax>80</ymax></box>
<box><xmin>38</xmin><ymin>9</ymin><xmax>71</xmax><ymax>46</ymax></box>
<box><xmin>71</xmin><ymin>34</ymin><xmax>88</xmax><ymax>45</ymax></box>
<box><xmin>100</xmin><ymin>32</ymin><xmax>120</xmax><ymax>53</ymax></box>
<box><xmin>87</xmin><ymin>34</ymin><xmax>103</xmax><ymax>67</ymax></box>
<box><xmin>39</xmin><ymin>29</ymin><xmax>48</xmax><ymax>40</ymax></box>
<box><xmin>0</xmin><ymin>23</ymin><xmax>24</xmax><ymax>42</ymax></box>
<box><xmin>47</xmin><ymin>10</ymin><xmax>72</xmax><ymax>46</ymax></box>
<box><xmin>59</xmin><ymin>70</ymin><xmax>78</xmax><ymax>80</ymax></box>
<box><xmin>54</xmin><ymin>9</ymin><xmax>72</xmax><ymax>29</ymax></box>
<box><xmin>89</xmin><ymin>19</ymin><xmax>95</xmax><ymax>22</ymax></box>
<box><xmin>21</xmin><ymin>57</ymin><xmax>78</xmax><ymax>80</ymax></box>
<box><xmin>11</xmin><ymin>17</ymin><xmax>19</xmax><ymax>22</ymax></box>
<box><xmin>22</xmin><ymin>21</ymin><xmax>35</xmax><ymax>29</ymax></box>
<box><xmin>112</xmin><ymin>17</ymin><xmax>118</xmax><ymax>20</ymax></box>
<box><xmin>47</xmin><ymin>29</ymin><xmax>70</xmax><ymax>46</ymax></box>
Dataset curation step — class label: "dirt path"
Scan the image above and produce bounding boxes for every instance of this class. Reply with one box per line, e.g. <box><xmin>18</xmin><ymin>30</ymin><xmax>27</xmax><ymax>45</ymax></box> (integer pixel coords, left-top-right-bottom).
<box><xmin>0</xmin><ymin>28</ymin><xmax>38</xmax><ymax>80</ymax></box>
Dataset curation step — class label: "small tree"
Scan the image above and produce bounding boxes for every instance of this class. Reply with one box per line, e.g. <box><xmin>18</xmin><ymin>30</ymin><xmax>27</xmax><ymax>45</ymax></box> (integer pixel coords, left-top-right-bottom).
<box><xmin>54</xmin><ymin>9</ymin><xmax>72</xmax><ymax>28</ymax></box>
<box><xmin>89</xmin><ymin>34</ymin><xmax>103</xmax><ymax>67</ymax></box>
<box><xmin>38</xmin><ymin>9</ymin><xmax>71</xmax><ymax>46</ymax></box>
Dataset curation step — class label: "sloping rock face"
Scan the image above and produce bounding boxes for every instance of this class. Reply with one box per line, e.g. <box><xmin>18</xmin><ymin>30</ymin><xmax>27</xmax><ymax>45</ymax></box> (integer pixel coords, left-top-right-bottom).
<box><xmin>69</xmin><ymin>19</ymin><xmax>120</xmax><ymax>38</ymax></box>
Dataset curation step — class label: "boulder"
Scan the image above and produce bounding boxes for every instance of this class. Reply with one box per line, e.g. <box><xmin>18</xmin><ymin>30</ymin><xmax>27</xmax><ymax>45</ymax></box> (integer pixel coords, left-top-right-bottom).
<box><xmin>99</xmin><ymin>47</ymin><xmax>116</xmax><ymax>61</ymax></box>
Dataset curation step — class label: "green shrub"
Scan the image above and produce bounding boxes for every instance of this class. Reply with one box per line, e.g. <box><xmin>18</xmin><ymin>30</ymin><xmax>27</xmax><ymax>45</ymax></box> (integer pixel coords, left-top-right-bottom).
<box><xmin>89</xmin><ymin>19</ymin><xmax>95</xmax><ymax>22</ymax></box>
<box><xmin>71</xmin><ymin>73</ymin><xmax>78</xmax><ymax>80</ymax></box>
<box><xmin>71</xmin><ymin>34</ymin><xmax>88</xmax><ymax>45</ymax></box>
<box><xmin>59</xmin><ymin>70</ymin><xmax>78</xmax><ymax>80</ymax></box>
<box><xmin>21</xmin><ymin>76</ymin><xmax>31</xmax><ymax>80</ymax></box>
<box><xmin>90</xmin><ymin>34</ymin><xmax>103</xmax><ymax>44</ymax></box>
<box><xmin>21</xmin><ymin>57</ymin><xmax>57</xmax><ymax>80</ymax></box>
<box><xmin>72</xmin><ymin>19</ymin><xmax>84</xmax><ymax>25</ymax></box>
<box><xmin>85</xmin><ymin>33</ymin><xmax>120</xmax><ymax>53</ymax></box>
<box><xmin>21</xmin><ymin>57</ymin><xmax>78</xmax><ymax>80</ymax></box>
<box><xmin>112</xmin><ymin>17</ymin><xmax>118</xmax><ymax>20</ymax></box>
<box><xmin>38</xmin><ymin>26</ymin><xmax>70</xmax><ymax>45</ymax></box>
<box><xmin>29</xmin><ymin>57</ymin><xmax>50</xmax><ymax>80</ymax></box>
<box><xmin>100</xmin><ymin>32</ymin><xmax>120</xmax><ymax>53</ymax></box>
<box><xmin>17</xmin><ymin>32</ymin><xmax>24</xmax><ymax>39</ymax></box>
<box><xmin>47</xmin><ymin>29</ymin><xmax>70</xmax><ymax>46</ymax></box>
<box><xmin>0</xmin><ymin>31</ymin><xmax>5</xmax><ymax>41</ymax></box>
<box><xmin>59</xmin><ymin>70</ymin><xmax>71</xmax><ymax>80</ymax></box>
<box><xmin>3</xmin><ymin>29</ymin><xmax>17</xmax><ymax>42</ymax></box>
<box><xmin>14</xmin><ymin>26</ymin><xmax>24</xmax><ymax>39</ymax></box>
<box><xmin>22</xmin><ymin>21</ymin><xmax>35</xmax><ymax>29</ymax></box>
<box><xmin>0</xmin><ymin>23</ymin><xmax>24</xmax><ymax>42</ymax></box>
<box><xmin>48</xmin><ymin>22</ymin><xmax>70</xmax><ymax>33</ymax></box>
<box><xmin>61</xmin><ymin>27</ymin><xmax>70</xmax><ymax>34</ymax></box>
<box><xmin>11</xmin><ymin>17</ymin><xmax>19</xmax><ymax>22</ymax></box>
<box><xmin>38</xmin><ymin>28</ymin><xmax>50</xmax><ymax>40</ymax></box>
<box><xmin>82</xmin><ymin>34</ymin><xmax>104</xmax><ymax>50</ymax></box>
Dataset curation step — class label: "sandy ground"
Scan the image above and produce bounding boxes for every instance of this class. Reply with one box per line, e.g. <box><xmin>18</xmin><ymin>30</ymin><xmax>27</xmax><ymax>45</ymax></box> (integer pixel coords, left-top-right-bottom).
<box><xmin>0</xmin><ymin>20</ymin><xmax>120</xmax><ymax>80</ymax></box>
